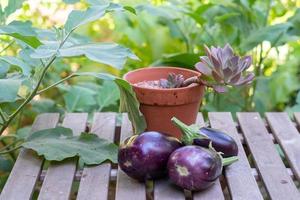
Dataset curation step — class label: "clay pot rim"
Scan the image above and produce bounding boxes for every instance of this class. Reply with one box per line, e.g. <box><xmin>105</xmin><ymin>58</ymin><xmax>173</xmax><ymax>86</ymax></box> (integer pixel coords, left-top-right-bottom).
<box><xmin>123</xmin><ymin>66</ymin><xmax>203</xmax><ymax>92</ymax></box>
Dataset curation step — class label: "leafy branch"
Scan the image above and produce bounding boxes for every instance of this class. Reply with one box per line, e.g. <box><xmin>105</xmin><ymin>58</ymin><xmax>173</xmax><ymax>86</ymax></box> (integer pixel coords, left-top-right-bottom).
<box><xmin>0</xmin><ymin>30</ymin><xmax>73</xmax><ymax>135</ymax></box>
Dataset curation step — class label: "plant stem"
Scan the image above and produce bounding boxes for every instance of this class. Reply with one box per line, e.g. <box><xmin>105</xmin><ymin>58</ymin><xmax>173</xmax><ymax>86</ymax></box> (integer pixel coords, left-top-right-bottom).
<box><xmin>37</xmin><ymin>74</ymin><xmax>77</xmax><ymax>94</ymax></box>
<box><xmin>0</xmin><ymin>108</ymin><xmax>7</xmax><ymax>122</ymax></box>
<box><xmin>0</xmin><ymin>145</ymin><xmax>22</xmax><ymax>155</ymax></box>
<box><xmin>171</xmin><ymin>117</ymin><xmax>207</xmax><ymax>144</ymax></box>
<box><xmin>0</xmin><ymin>40</ymin><xmax>14</xmax><ymax>54</ymax></box>
<box><xmin>222</xmin><ymin>156</ymin><xmax>238</xmax><ymax>166</ymax></box>
<box><xmin>0</xmin><ymin>139</ymin><xmax>23</xmax><ymax>152</ymax></box>
<box><xmin>0</xmin><ymin>29</ymin><xmax>74</xmax><ymax>136</ymax></box>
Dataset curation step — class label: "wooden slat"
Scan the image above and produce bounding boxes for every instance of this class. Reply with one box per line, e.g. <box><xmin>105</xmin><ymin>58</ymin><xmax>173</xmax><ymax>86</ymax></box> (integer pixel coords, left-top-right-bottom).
<box><xmin>293</xmin><ymin>112</ymin><xmax>300</xmax><ymax>126</ymax></box>
<box><xmin>193</xmin><ymin>181</ymin><xmax>224</xmax><ymax>200</ymax></box>
<box><xmin>77</xmin><ymin>113</ymin><xmax>116</xmax><ymax>200</ymax></box>
<box><xmin>266</xmin><ymin>112</ymin><xmax>300</xmax><ymax>182</ymax></box>
<box><xmin>208</xmin><ymin>112</ymin><xmax>263</xmax><ymax>200</ymax></box>
<box><xmin>115</xmin><ymin>114</ymin><xmax>146</xmax><ymax>200</ymax></box>
<box><xmin>237</xmin><ymin>112</ymin><xmax>300</xmax><ymax>200</ymax></box>
<box><xmin>38</xmin><ymin>113</ymin><xmax>88</xmax><ymax>200</ymax></box>
<box><xmin>0</xmin><ymin>113</ymin><xmax>60</xmax><ymax>200</ymax></box>
<box><xmin>154</xmin><ymin>180</ymin><xmax>185</xmax><ymax>200</ymax></box>
<box><xmin>190</xmin><ymin>114</ymin><xmax>225</xmax><ymax>200</ymax></box>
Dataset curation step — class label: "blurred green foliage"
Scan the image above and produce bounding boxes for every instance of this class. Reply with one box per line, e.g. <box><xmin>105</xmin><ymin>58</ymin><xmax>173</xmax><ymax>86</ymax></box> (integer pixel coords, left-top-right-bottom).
<box><xmin>0</xmin><ymin>0</ymin><xmax>299</xmax><ymax>128</ymax></box>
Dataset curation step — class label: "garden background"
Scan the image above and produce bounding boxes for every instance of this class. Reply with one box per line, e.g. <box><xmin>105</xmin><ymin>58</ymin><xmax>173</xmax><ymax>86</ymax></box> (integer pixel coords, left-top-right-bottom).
<box><xmin>0</xmin><ymin>0</ymin><xmax>299</xmax><ymax>190</ymax></box>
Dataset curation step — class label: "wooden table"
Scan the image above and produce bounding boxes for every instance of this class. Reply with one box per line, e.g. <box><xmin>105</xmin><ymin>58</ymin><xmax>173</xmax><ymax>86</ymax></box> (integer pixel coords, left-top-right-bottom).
<box><xmin>1</xmin><ymin>112</ymin><xmax>300</xmax><ymax>200</ymax></box>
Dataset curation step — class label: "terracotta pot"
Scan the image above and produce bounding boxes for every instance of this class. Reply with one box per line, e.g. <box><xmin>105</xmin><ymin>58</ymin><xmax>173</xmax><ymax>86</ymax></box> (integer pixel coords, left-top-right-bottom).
<box><xmin>123</xmin><ymin>67</ymin><xmax>205</xmax><ymax>138</ymax></box>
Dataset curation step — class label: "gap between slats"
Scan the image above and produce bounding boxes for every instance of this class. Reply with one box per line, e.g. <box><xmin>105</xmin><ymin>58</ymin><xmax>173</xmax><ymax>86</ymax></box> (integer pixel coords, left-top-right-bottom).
<box><xmin>39</xmin><ymin>167</ymin><xmax>297</xmax><ymax>182</ymax></box>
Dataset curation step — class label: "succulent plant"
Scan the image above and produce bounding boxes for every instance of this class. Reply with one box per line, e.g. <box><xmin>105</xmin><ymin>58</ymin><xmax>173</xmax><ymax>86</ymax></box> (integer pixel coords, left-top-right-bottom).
<box><xmin>195</xmin><ymin>44</ymin><xmax>254</xmax><ymax>93</ymax></box>
<box><xmin>159</xmin><ymin>73</ymin><xmax>185</xmax><ymax>88</ymax></box>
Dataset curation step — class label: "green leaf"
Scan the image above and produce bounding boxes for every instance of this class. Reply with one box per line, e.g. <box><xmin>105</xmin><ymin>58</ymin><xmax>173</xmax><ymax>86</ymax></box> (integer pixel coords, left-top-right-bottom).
<box><xmin>65</xmin><ymin>4</ymin><xmax>109</xmax><ymax>32</ymax></box>
<box><xmin>31</xmin><ymin>99</ymin><xmax>64</xmax><ymax>114</ymax></box>
<box><xmin>0</xmin><ymin>60</ymin><xmax>10</xmax><ymax>78</ymax></box>
<box><xmin>116</xmin><ymin>78</ymin><xmax>147</xmax><ymax>134</ymax></box>
<box><xmin>63</xmin><ymin>85</ymin><xmax>97</xmax><ymax>112</ymax></box>
<box><xmin>72</xmin><ymin>72</ymin><xmax>147</xmax><ymax>134</ymax></box>
<box><xmin>65</xmin><ymin>3</ymin><xmax>130</xmax><ymax>32</ymax></box>
<box><xmin>16</xmin><ymin>126</ymin><xmax>31</xmax><ymax>140</ymax></box>
<box><xmin>288</xmin><ymin>8</ymin><xmax>300</xmax><ymax>36</ymax></box>
<box><xmin>3</xmin><ymin>0</ymin><xmax>25</xmax><ymax>18</ymax></box>
<box><xmin>97</xmin><ymin>80</ymin><xmax>120</xmax><ymax>111</ymax></box>
<box><xmin>151</xmin><ymin>53</ymin><xmax>199</xmax><ymax>69</ymax></box>
<box><xmin>214</xmin><ymin>12</ymin><xmax>240</xmax><ymax>22</ymax></box>
<box><xmin>22</xmin><ymin>127</ymin><xmax>118</xmax><ymax>165</ymax></box>
<box><xmin>124</xmin><ymin>6</ymin><xmax>136</xmax><ymax>15</ymax></box>
<box><xmin>0</xmin><ymin>79</ymin><xmax>21</xmax><ymax>103</ymax></box>
<box><xmin>31</xmin><ymin>43</ymin><xmax>139</xmax><ymax>69</ymax></box>
<box><xmin>0</xmin><ymin>56</ymin><xmax>31</xmax><ymax>76</ymax></box>
<box><xmin>0</xmin><ymin>21</ymin><xmax>42</xmax><ymax>48</ymax></box>
<box><xmin>240</xmin><ymin>23</ymin><xmax>293</xmax><ymax>51</ymax></box>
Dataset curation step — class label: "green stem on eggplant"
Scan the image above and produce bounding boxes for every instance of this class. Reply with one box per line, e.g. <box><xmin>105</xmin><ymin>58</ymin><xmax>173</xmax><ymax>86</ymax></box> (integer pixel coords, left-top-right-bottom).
<box><xmin>171</xmin><ymin>117</ymin><xmax>207</xmax><ymax>145</ymax></box>
<box><xmin>222</xmin><ymin>156</ymin><xmax>238</xmax><ymax>166</ymax></box>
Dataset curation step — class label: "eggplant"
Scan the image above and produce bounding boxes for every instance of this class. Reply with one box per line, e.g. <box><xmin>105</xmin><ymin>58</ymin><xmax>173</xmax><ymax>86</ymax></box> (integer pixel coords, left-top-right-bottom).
<box><xmin>118</xmin><ymin>131</ymin><xmax>182</xmax><ymax>181</ymax></box>
<box><xmin>171</xmin><ymin>117</ymin><xmax>238</xmax><ymax>157</ymax></box>
<box><xmin>167</xmin><ymin>145</ymin><xmax>238</xmax><ymax>191</ymax></box>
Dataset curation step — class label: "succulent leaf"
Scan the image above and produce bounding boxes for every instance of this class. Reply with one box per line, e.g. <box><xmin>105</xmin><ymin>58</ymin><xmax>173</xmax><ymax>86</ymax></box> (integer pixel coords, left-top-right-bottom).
<box><xmin>195</xmin><ymin>43</ymin><xmax>254</xmax><ymax>92</ymax></box>
<box><xmin>159</xmin><ymin>73</ymin><xmax>184</xmax><ymax>88</ymax></box>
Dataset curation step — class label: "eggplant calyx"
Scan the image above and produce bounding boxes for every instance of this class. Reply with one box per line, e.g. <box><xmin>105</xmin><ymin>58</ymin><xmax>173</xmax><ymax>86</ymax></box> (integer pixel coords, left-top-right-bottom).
<box><xmin>121</xmin><ymin>135</ymin><xmax>138</xmax><ymax>147</ymax></box>
<box><xmin>208</xmin><ymin>142</ymin><xmax>238</xmax><ymax>167</ymax></box>
<box><xmin>222</xmin><ymin>156</ymin><xmax>238</xmax><ymax>166</ymax></box>
<box><xmin>171</xmin><ymin>117</ymin><xmax>208</xmax><ymax>145</ymax></box>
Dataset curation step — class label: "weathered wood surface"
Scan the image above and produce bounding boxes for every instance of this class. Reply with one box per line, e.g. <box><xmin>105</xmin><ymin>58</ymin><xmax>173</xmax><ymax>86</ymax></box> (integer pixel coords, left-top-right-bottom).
<box><xmin>115</xmin><ymin>114</ymin><xmax>146</xmax><ymax>200</ymax></box>
<box><xmin>266</xmin><ymin>112</ymin><xmax>300</xmax><ymax>182</ymax></box>
<box><xmin>2</xmin><ymin>112</ymin><xmax>300</xmax><ymax>200</ymax></box>
<box><xmin>237</xmin><ymin>112</ymin><xmax>300</xmax><ymax>200</ymax></box>
<box><xmin>208</xmin><ymin>112</ymin><xmax>263</xmax><ymax>200</ymax></box>
<box><xmin>0</xmin><ymin>113</ymin><xmax>59</xmax><ymax>200</ymax></box>
<box><xmin>38</xmin><ymin>113</ymin><xmax>88</xmax><ymax>200</ymax></box>
<box><xmin>77</xmin><ymin>113</ymin><xmax>116</xmax><ymax>200</ymax></box>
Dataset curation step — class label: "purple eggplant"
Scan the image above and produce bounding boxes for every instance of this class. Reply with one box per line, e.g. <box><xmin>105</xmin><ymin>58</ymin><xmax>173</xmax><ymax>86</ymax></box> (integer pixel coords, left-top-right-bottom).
<box><xmin>171</xmin><ymin>117</ymin><xmax>238</xmax><ymax>157</ymax></box>
<box><xmin>118</xmin><ymin>131</ymin><xmax>182</xmax><ymax>181</ymax></box>
<box><xmin>167</xmin><ymin>145</ymin><xmax>238</xmax><ymax>191</ymax></box>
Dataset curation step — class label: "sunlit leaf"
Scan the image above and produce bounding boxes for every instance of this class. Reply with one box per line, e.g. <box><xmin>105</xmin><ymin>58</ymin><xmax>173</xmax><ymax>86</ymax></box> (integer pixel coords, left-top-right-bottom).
<box><xmin>31</xmin><ymin>42</ymin><xmax>139</xmax><ymax>69</ymax></box>
<box><xmin>0</xmin><ymin>56</ymin><xmax>31</xmax><ymax>76</ymax></box>
<box><xmin>240</xmin><ymin>23</ymin><xmax>293</xmax><ymax>51</ymax></box>
<box><xmin>65</xmin><ymin>4</ymin><xmax>109</xmax><ymax>32</ymax></box>
<box><xmin>0</xmin><ymin>60</ymin><xmax>9</xmax><ymax>78</ymax></box>
<box><xmin>65</xmin><ymin>3</ymin><xmax>133</xmax><ymax>32</ymax></box>
<box><xmin>0</xmin><ymin>21</ymin><xmax>42</xmax><ymax>48</ymax></box>
<box><xmin>0</xmin><ymin>79</ymin><xmax>21</xmax><ymax>103</ymax></box>
<box><xmin>3</xmin><ymin>0</ymin><xmax>25</xmax><ymax>19</ymax></box>
<box><xmin>22</xmin><ymin>127</ymin><xmax>118</xmax><ymax>165</ymax></box>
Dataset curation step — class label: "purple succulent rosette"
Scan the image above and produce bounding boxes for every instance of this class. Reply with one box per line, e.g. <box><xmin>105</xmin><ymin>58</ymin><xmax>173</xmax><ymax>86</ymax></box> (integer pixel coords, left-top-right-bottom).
<box><xmin>195</xmin><ymin>44</ymin><xmax>254</xmax><ymax>93</ymax></box>
<box><xmin>159</xmin><ymin>73</ymin><xmax>185</xmax><ymax>88</ymax></box>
